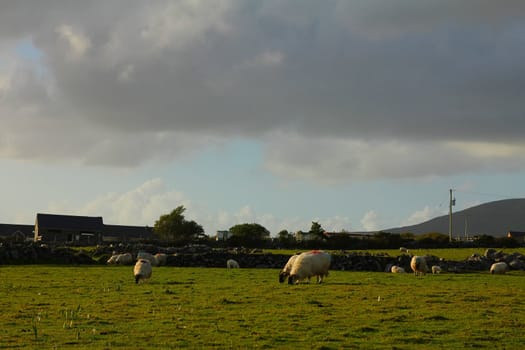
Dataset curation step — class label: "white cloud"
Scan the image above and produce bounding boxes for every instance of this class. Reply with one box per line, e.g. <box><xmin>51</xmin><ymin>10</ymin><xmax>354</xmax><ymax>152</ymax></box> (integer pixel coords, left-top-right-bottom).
<box><xmin>402</xmin><ymin>206</ymin><xmax>445</xmax><ymax>226</ymax></box>
<box><xmin>56</xmin><ymin>25</ymin><xmax>91</xmax><ymax>60</ymax></box>
<box><xmin>319</xmin><ymin>216</ymin><xmax>354</xmax><ymax>233</ymax></box>
<box><xmin>361</xmin><ymin>210</ymin><xmax>380</xmax><ymax>231</ymax></box>
<box><xmin>447</xmin><ymin>141</ymin><xmax>525</xmax><ymax>158</ymax></box>
<box><xmin>44</xmin><ymin>178</ymin><xmax>189</xmax><ymax>226</ymax></box>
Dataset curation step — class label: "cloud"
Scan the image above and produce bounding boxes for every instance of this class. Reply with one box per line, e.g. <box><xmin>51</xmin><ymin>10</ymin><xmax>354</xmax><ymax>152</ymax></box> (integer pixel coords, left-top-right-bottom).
<box><xmin>44</xmin><ymin>178</ymin><xmax>189</xmax><ymax>226</ymax></box>
<box><xmin>1</xmin><ymin>1</ymin><xmax>525</xmax><ymax>183</ymax></box>
<box><xmin>361</xmin><ymin>211</ymin><xmax>381</xmax><ymax>232</ymax></box>
<box><xmin>263</xmin><ymin>133</ymin><xmax>525</xmax><ymax>184</ymax></box>
<box><xmin>402</xmin><ymin>206</ymin><xmax>446</xmax><ymax>227</ymax></box>
<box><xmin>56</xmin><ymin>25</ymin><xmax>91</xmax><ymax>60</ymax></box>
<box><xmin>42</xmin><ymin>179</ymin><xmax>356</xmax><ymax>235</ymax></box>
<box><xmin>320</xmin><ymin>216</ymin><xmax>354</xmax><ymax>233</ymax></box>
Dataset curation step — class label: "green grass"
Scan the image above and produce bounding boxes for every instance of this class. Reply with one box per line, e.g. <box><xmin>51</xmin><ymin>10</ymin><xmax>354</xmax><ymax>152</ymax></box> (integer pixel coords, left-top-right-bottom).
<box><xmin>1</xmin><ymin>265</ymin><xmax>524</xmax><ymax>349</ymax></box>
<box><xmin>271</xmin><ymin>247</ymin><xmax>525</xmax><ymax>261</ymax></box>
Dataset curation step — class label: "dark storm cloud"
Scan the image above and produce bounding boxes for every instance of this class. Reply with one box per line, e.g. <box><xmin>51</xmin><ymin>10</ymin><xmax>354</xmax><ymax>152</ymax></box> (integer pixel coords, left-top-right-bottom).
<box><xmin>1</xmin><ymin>0</ymin><xmax>524</xmax><ymax>180</ymax></box>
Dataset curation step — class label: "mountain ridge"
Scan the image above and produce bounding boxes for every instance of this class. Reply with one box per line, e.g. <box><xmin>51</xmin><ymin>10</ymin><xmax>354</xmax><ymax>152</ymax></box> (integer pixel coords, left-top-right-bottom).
<box><xmin>386</xmin><ymin>198</ymin><xmax>525</xmax><ymax>237</ymax></box>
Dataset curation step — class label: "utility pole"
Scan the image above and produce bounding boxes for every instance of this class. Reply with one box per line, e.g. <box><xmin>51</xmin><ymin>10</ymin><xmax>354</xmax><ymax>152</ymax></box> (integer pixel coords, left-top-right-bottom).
<box><xmin>449</xmin><ymin>189</ymin><xmax>455</xmax><ymax>242</ymax></box>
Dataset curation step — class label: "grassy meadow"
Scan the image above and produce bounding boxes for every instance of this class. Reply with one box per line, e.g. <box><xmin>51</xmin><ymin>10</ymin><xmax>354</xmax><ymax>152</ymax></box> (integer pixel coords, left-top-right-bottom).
<box><xmin>1</xmin><ymin>262</ymin><xmax>525</xmax><ymax>349</ymax></box>
<box><xmin>271</xmin><ymin>247</ymin><xmax>525</xmax><ymax>261</ymax></box>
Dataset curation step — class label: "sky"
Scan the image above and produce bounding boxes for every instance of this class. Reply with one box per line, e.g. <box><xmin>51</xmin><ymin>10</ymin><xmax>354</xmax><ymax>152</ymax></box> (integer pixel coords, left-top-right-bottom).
<box><xmin>1</xmin><ymin>1</ymin><xmax>525</xmax><ymax>237</ymax></box>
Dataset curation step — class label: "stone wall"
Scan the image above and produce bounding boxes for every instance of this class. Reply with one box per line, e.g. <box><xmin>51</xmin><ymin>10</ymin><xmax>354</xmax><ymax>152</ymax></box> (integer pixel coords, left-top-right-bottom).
<box><xmin>1</xmin><ymin>242</ymin><xmax>524</xmax><ymax>273</ymax></box>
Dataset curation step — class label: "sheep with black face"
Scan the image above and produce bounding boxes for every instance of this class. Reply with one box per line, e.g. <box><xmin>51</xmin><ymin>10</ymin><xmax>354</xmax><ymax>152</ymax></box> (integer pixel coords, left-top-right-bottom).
<box><xmin>134</xmin><ymin>258</ymin><xmax>152</xmax><ymax>284</ymax></box>
<box><xmin>279</xmin><ymin>254</ymin><xmax>299</xmax><ymax>283</ymax></box>
<box><xmin>288</xmin><ymin>251</ymin><xmax>331</xmax><ymax>285</ymax></box>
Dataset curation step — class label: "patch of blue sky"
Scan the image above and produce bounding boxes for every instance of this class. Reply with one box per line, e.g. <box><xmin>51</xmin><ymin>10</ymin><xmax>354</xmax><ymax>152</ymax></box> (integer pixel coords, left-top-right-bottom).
<box><xmin>161</xmin><ymin>139</ymin><xmax>271</xmax><ymax>210</ymax></box>
<box><xmin>0</xmin><ymin>158</ymin><xmax>139</xmax><ymax>221</ymax></box>
<box><xmin>15</xmin><ymin>39</ymin><xmax>43</xmax><ymax>61</ymax></box>
<box><xmin>14</xmin><ymin>38</ymin><xmax>48</xmax><ymax>78</ymax></box>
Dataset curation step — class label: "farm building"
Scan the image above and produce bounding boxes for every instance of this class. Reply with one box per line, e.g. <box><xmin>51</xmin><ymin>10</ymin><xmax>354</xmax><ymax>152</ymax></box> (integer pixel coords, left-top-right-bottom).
<box><xmin>323</xmin><ymin>232</ymin><xmax>373</xmax><ymax>240</ymax></box>
<box><xmin>294</xmin><ymin>231</ymin><xmax>319</xmax><ymax>242</ymax></box>
<box><xmin>32</xmin><ymin>213</ymin><xmax>153</xmax><ymax>245</ymax></box>
<box><xmin>103</xmin><ymin>224</ymin><xmax>153</xmax><ymax>243</ymax></box>
<box><xmin>215</xmin><ymin>230</ymin><xmax>233</xmax><ymax>241</ymax></box>
<box><xmin>0</xmin><ymin>223</ymin><xmax>35</xmax><ymax>241</ymax></box>
<box><xmin>507</xmin><ymin>231</ymin><xmax>525</xmax><ymax>243</ymax></box>
<box><xmin>35</xmin><ymin>213</ymin><xmax>105</xmax><ymax>245</ymax></box>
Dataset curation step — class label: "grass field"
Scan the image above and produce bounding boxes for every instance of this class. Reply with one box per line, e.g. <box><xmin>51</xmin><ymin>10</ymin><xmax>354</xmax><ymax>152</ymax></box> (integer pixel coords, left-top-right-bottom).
<box><xmin>1</xmin><ymin>263</ymin><xmax>524</xmax><ymax>349</ymax></box>
<box><xmin>272</xmin><ymin>248</ymin><xmax>525</xmax><ymax>261</ymax></box>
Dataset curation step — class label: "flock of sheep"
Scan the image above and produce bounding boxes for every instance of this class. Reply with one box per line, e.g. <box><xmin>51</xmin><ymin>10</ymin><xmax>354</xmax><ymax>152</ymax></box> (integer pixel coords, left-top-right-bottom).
<box><xmin>392</xmin><ymin>247</ymin><xmax>509</xmax><ymax>276</ymax></box>
<box><xmin>107</xmin><ymin>248</ymin><xmax>511</xmax><ymax>285</ymax></box>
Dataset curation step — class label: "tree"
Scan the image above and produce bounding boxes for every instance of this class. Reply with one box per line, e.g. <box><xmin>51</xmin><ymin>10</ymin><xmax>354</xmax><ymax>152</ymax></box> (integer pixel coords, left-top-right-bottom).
<box><xmin>277</xmin><ymin>229</ymin><xmax>296</xmax><ymax>247</ymax></box>
<box><xmin>154</xmin><ymin>206</ymin><xmax>204</xmax><ymax>242</ymax></box>
<box><xmin>309</xmin><ymin>221</ymin><xmax>325</xmax><ymax>239</ymax></box>
<box><xmin>229</xmin><ymin>223</ymin><xmax>270</xmax><ymax>246</ymax></box>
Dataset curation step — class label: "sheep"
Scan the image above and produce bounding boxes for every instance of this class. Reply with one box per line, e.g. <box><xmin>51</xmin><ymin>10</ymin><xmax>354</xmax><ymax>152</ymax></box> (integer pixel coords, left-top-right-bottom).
<box><xmin>137</xmin><ymin>251</ymin><xmax>158</xmax><ymax>266</ymax></box>
<box><xmin>410</xmin><ymin>255</ymin><xmax>429</xmax><ymax>276</ymax></box>
<box><xmin>399</xmin><ymin>247</ymin><xmax>409</xmax><ymax>254</ymax></box>
<box><xmin>106</xmin><ymin>254</ymin><xmax>116</xmax><ymax>265</ymax></box>
<box><xmin>226</xmin><ymin>259</ymin><xmax>240</xmax><ymax>269</ymax></box>
<box><xmin>107</xmin><ymin>252</ymin><xmax>133</xmax><ymax>265</ymax></box>
<box><xmin>133</xmin><ymin>258</ymin><xmax>152</xmax><ymax>284</ymax></box>
<box><xmin>154</xmin><ymin>253</ymin><xmax>167</xmax><ymax>266</ymax></box>
<box><xmin>391</xmin><ymin>265</ymin><xmax>405</xmax><ymax>273</ymax></box>
<box><xmin>288</xmin><ymin>250</ymin><xmax>331</xmax><ymax>285</ymax></box>
<box><xmin>279</xmin><ymin>254</ymin><xmax>300</xmax><ymax>283</ymax></box>
<box><xmin>490</xmin><ymin>262</ymin><xmax>509</xmax><ymax>275</ymax></box>
<box><xmin>431</xmin><ymin>265</ymin><xmax>442</xmax><ymax>274</ymax></box>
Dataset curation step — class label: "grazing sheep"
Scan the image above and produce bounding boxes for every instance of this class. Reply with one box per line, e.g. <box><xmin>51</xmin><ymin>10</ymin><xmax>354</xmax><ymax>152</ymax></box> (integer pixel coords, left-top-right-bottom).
<box><xmin>279</xmin><ymin>254</ymin><xmax>300</xmax><ymax>283</ymax></box>
<box><xmin>431</xmin><ymin>265</ymin><xmax>442</xmax><ymax>274</ymax></box>
<box><xmin>288</xmin><ymin>250</ymin><xmax>331</xmax><ymax>285</ymax></box>
<box><xmin>399</xmin><ymin>247</ymin><xmax>409</xmax><ymax>254</ymax></box>
<box><xmin>391</xmin><ymin>265</ymin><xmax>405</xmax><ymax>273</ymax></box>
<box><xmin>107</xmin><ymin>252</ymin><xmax>133</xmax><ymax>265</ymax></box>
<box><xmin>410</xmin><ymin>255</ymin><xmax>429</xmax><ymax>276</ymax></box>
<box><xmin>226</xmin><ymin>259</ymin><xmax>240</xmax><ymax>269</ymax></box>
<box><xmin>134</xmin><ymin>258</ymin><xmax>152</xmax><ymax>284</ymax></box>
<box><xmin>490</xmin><ymin>262</ymin><xmax>509</xmax><ymax>275</ymax></box>
<box><xmin>137</xmin><ymin>251</ymin><xmax>158</xmax><ymax>266</ymax></box>
<box><xmin>154</xmin><ymin>253</ymin><xmax>167</xmax><ymax>266</ymax></box>
<box><xmin>107</xmin><ymin>255</ymin><xmax>118</xmax><ymax>264</ymax></box>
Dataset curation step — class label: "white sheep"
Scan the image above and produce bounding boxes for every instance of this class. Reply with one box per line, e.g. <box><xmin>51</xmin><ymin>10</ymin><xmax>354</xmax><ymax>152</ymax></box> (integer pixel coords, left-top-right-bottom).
<box><xmin>226</xmin><ymin>259</ymin><xmax>240</xmax><ymax>269</ymax></box>
<box><xmin>288</xmin><ymin>250</ymin><xmax>331</xmax><ymax>285</ymax></box>
<box><xmin>490</xmin><ymin>262</ymin><xmax>509</xmax><ymax>274</ymax></box>
<box><xmin>137</xmin><ymin>251</ymin><xmax>158</xmax><ymax>266</ymax></box>
<box><xmin>399</xmin><ymin>247</ymin><xmax>409</xmax><ymax>254</ymax></box>
<box><xmin>154</xmin><ymin>253</ymin><xmax>167</xmax><ymax>266</ymax></box>
<box><xmin>107</xmin><ymin>252</ymin><xmax>133</xmax><ymax>265</ymax></box>
<box><xmin>134</xmin><ymin>258</ymin><xmax>152</xmax><ymax>284</ymax></box>
<box><xmin>279</xmin><ymin>254</ymin><xmax>300</xmax><ymax>283</ymax></box>
<box><xmin>391</xmin><ymin>265</ymin><xmax>405</xmax><ymax>273</ymax></box>
<box><xmin>410</xmin><ymin>255</ymin><xmax>429</xmax><ymax>276</ymax></box>
<box><xmin>431</xmin><ymin>265</ymin><xmax>442</xmax><ymax>274</ymax></box>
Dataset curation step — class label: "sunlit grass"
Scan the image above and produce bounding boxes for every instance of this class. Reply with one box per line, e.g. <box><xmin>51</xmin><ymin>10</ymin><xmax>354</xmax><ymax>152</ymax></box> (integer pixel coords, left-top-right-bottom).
<box><xmin>271</xmin><ymin>247</ymin><xmax>525</xmax><ymax>261</ymax></box>
<box><xmin>1</xmin><ymin>265</ymin><xmax>524</xmax><ymax>349</ymax></box>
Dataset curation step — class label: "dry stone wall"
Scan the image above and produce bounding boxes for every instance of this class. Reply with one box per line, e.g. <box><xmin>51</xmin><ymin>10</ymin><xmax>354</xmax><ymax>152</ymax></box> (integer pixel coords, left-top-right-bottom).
<box><xmin>1</xmin><ymin>242</ymin><xmax>524</xmax><ymax>273</ymax></box>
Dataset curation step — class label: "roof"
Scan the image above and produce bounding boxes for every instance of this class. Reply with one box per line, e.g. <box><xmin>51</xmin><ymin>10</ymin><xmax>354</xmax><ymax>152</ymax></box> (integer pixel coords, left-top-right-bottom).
<box><xmin>0</xmin><ymin>224</ymin><xmax>34</xmax><ymax>237</ymax></box>
<box><xmin>36</xmin><ymin>213</ymin><xmax>104</xmax><ymax>231</ymax></box>
<box><xmin>508</xmin><ymin>231</ymin><xmax>525</xmax><ymax>237</ymax></box>
<box><xmin>103</xmin><ymin>224</ymin><xmax>153</xmax><ymax>238</ymax></box>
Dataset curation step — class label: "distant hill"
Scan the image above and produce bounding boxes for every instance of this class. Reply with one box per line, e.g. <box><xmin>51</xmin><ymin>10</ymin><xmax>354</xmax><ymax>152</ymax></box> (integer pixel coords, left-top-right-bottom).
<box><xmin>386</xmin><ymin>198</ymin><xmax>525</xmax><ymax>237</ymax></box>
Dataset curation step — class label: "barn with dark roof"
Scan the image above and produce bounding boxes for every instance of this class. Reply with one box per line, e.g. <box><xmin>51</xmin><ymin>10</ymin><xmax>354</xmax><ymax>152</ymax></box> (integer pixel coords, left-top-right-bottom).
<box><xmin>33</xmin><ymin>213</ymin><xmax>153</xmax><ymax>245</ymax></box>
<box><xmin>35</xmin><ymin>213</ymin><xmax>104</xmax><ymax>245</ymax></box>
